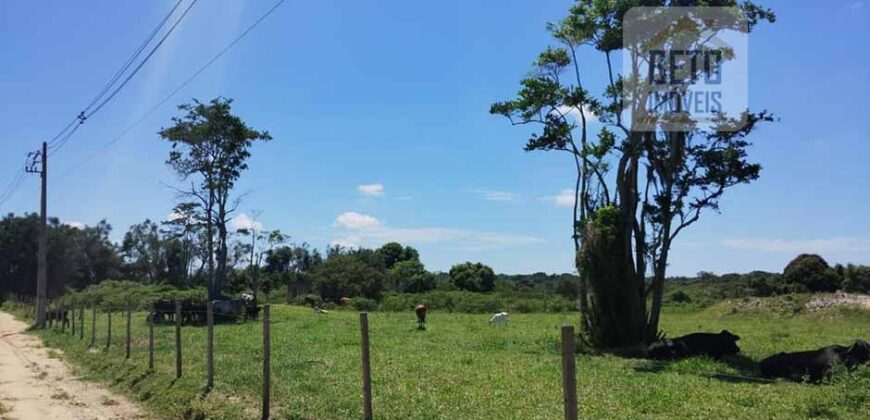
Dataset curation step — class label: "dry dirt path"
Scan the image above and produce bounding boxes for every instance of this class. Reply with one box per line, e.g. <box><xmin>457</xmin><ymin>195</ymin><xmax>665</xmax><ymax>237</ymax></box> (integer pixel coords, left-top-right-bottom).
<box><xmin>0</xmin><ymin>311</ymin><xmax>144</xmax><ymax>420</ymax></box>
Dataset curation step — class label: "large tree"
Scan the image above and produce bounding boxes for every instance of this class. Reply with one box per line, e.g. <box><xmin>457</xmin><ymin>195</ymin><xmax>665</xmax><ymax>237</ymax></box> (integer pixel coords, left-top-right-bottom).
<box><xmin>491</xmin><ymin>1</ymin><xmax>775</xmax><ymax>347</ymax></box>
<box><xmin>160</xmin><ymin>98</ymin><xmax>272</xmax><ymax>300</ymax></box>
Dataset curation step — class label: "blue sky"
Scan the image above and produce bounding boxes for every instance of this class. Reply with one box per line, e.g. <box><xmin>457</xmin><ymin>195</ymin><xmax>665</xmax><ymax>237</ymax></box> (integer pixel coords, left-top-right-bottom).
<box><xmin>1</xmin><ymin>0</ymin><xmax>868</xmax><ymax>275</ymax></box>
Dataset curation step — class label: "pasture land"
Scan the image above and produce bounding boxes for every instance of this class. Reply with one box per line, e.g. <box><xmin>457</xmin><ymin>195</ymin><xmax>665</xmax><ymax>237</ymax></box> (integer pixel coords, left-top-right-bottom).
<box><xmin>6</xmin><ymin>303</ymin><xmax>870</xmax><ymax>419</ymax></box>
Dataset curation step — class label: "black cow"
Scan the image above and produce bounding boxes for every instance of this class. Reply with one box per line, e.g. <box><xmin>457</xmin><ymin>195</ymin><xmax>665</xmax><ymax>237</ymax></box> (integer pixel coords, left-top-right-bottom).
<box><xmin>47</xmin><ymin>309</ymin><xmax>70</xmax><ymax>328</ymax></box>
<box><xmin>647</xmin><ymin>330</ymin><xmax>741</xmax><ymax>360</ymax></box>
<box><xmin>761</xmin><ymin>340</ymin><xmax>870</xmax><ymax>383</ymax></box>
<box><xmin>245</xmin><ymin>302</ymin><xmax>261</xmax><ymax>321</ymax></box>
<box><xmin>152</xmin><ymin>299</ymin><xmax>175</xmax><ymax>323</ymax></box>
<box><xmin>213</xmin><ymin>299</ymin><xmax>244</xmax><ymax>322</ymax></box>
<box><xmin>844</xmin><ymin>339</ymin><xmax>870</xmax><ymax>367</ymax></box>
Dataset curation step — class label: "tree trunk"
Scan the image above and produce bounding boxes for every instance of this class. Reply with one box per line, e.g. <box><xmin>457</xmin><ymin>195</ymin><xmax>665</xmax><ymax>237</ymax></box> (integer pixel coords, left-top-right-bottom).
<box><xmin>580</xmin><ymin>210</ymin><xmax>646</xmax><ymax>348</ymax></box>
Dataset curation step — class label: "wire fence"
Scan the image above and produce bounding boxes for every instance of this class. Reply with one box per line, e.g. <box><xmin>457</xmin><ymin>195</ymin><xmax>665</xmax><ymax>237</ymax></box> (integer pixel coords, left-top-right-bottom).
<box><xmin>7</xmin><ymin>294</ymin><xmax>581</xmax><ymax>420</ymax></box>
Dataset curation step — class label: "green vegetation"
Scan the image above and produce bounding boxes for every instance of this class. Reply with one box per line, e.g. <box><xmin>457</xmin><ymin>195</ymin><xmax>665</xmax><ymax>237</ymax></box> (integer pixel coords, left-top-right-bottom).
<box><xmin>5</xmin><ymin>302</ymin><xmax>869</xmax><ymax>419</ymax></box>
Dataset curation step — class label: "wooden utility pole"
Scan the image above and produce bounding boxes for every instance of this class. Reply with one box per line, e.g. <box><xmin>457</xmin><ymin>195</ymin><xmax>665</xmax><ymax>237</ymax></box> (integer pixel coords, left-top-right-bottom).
<box><xmin>26</xmin><ymin>142</ymin><xmax>48</xmax><ymax>328</ymax></box>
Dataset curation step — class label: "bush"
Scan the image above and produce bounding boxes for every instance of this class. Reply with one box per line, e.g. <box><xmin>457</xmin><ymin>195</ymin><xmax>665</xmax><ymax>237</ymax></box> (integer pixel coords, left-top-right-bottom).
<box><xmin>449</xmin><ymin>262</ymin><xmax>495</xmax><ymax>292</ymax></box>
<box><xmin>783</xmin><ymin>254</ymin><xmax>841</xmax><ymax>293</ymax></box>
<box><xmin>312</xmin><ymin>255</ymin><xmax>385</xmax><ymax>302</ymax></box>
<box><xmin>376</xmin><ymin>291</ymin><xmax>576</xmax><ymax>313</ymax></box>
<box><xmin>350</xmin><ymin>297</ymin><xmax>378</xmax><ymax>312</ymax></box>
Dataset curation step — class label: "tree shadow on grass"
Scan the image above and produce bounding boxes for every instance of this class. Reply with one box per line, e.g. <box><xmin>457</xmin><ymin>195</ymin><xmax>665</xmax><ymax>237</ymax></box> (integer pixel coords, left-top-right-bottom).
<box><xmin>631</xmin><ymin>354</ymin><xmax>774</xmax><ymax>384</ymax></box>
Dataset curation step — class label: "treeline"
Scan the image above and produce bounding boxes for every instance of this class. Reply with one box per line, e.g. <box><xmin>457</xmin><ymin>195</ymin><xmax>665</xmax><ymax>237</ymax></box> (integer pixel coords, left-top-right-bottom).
<box><xmin>0</xmin><ymin>213</ymin><xmax>582</xmax><ymax>310</ymax></box>
<box><xmin>665</xmin><ymin>254</ymin><xmax>870</xmax><ymax>306</ymax></box>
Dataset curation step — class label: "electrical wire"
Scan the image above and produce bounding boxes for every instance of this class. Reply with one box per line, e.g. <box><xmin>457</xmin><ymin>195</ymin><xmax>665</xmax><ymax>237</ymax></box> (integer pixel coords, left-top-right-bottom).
<box><xmin>82</xmin><ymin>0</ymin><xmax>200</xmax><ymax>122</ymax></box>
<box><xmin>57</xmin><ymin>0</ymin><xmax>288</xmax><ymax>179</ymax></box>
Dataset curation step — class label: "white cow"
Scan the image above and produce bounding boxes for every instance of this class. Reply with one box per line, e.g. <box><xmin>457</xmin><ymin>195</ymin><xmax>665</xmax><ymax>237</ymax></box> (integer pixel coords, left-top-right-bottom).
<box><xmin>489</xmin><ymin>312</ymin><xmax>509</xmax><ymax>327</ymax></box>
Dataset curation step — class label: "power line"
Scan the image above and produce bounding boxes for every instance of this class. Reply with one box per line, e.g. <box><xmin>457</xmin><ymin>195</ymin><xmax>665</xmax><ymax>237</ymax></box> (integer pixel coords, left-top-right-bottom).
<box><xmin>48</xmin><ymin>0</ymin><xmax>198</xmax><ymax>155</ymax></box>
<box><xmin>81</xmin><ymin>0</ymin><xmax>200</xmax><ymax>123</ymax></box>
<box><xmin>58</xmin><ymin>0</ymin><xmax>288</xmax><ymax>179</ymax></box>
<box><xmin>0</xmin><ymin>161</ymin><xmax>29</xmax><ymax>208</ymax></box>
<box><xmin>81</xmin><ymin>0</ymin><xmax>186</xmax><ymax>116</ymax></box>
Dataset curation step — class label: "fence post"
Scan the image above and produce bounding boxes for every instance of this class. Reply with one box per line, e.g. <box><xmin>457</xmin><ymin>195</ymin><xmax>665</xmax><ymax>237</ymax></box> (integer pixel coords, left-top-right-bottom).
<box><xmin>262</xmin><ymin>304</ymin><xmax>270</xmax><ymax>420</ymax></box>
<box><xmin>207</xmin><ymin>300</ymin><xmax>214</xmax><ymax>390</ymax></box>
<box><xmin>106</xmin><ymin>310</ymin><xmax>112</xmax><ymax>349</ymax></box>
<box><xmin>561</xmin><ymin>325</ymin><xmax>578</xmax><ymax>420</ymax></box>
<box><xmin>61</xmin><ymin>305</ymin><xmax>67</xmax><ymax>333</ymax></box>
<box><xmin>90</xmin><ymin>307</ymin><xmax>96</xmax><ymax>347</ymax></box>
<box><xmin>360</xmin><ymin>312</ymin><xmax>373</xmax><ymax>420</ymax></box>
<box><xmin>79</xmin><ymin>308</ymin><xmax>84</xmax><ymax>340</ymax></box>
<box><xmin>126</xmin><ymin>307</ymin><xmax>132</xmax><ymax>359</ymax></box>
<box><xmin>148</xmin><ymin>313</ymin><xmax>154</xmax><ymax>371</ymax></box>
<box><xmin>175</xmin><ymin>301</ymin><xmax>182</xmax><ymax>379</ymax></box>
<box><xmin>48</xmin><ymin>301</ymin><xmax>53</xmax><ymax>328</ymax></box>
<box><xmin>71</xmin><ymin>306</ymin><xmax>75</xmax><ymax>335</ymax></box>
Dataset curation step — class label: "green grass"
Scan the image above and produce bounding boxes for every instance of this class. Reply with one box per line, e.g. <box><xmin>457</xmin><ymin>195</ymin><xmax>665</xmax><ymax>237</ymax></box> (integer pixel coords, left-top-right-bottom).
<box><xmin>6</xmin><ymin>303</ymin><xmax>870</xmax><ymax>419</ymax></box>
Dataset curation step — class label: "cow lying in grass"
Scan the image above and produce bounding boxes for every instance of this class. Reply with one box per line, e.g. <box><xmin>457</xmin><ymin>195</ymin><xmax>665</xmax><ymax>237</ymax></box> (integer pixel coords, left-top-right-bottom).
<box><xmin>647</xmin><ymin>330</ymin><xmax>741</xmax><ymax>360</ymax></box>
<box><xmin>489</xmin><ymin>312</ymin><xmax>509</xmax><ymax>327</ymax></box>
<box><xmin>760</xmin><ymin>339</ymin><xmax>870</xmax><ymax>383</ymax></box>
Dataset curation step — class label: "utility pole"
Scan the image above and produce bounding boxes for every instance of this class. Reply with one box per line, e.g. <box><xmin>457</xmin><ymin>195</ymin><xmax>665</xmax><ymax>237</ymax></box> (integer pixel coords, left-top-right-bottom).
<box><xmin>26</xmin><ymin>142</ymin><xmax>47</xmax><ymax>328</ymax></box>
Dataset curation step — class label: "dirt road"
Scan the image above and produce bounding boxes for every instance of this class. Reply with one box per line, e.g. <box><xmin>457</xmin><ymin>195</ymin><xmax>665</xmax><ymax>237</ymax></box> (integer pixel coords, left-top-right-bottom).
<box><xmin>0</xmin><ymin>311</ymin><xmax>143</xmax><ymax>420</ymax></box>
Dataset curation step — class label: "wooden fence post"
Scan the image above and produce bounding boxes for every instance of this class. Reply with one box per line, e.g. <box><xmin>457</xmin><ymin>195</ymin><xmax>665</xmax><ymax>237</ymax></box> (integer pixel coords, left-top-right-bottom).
<box><xmin>126</xmin><ymin>307</ymin><xmax>132</xmax><ymax>359</ymax></box>
<box><xmin>148</xmin><ymin>313</ymin><xmax>155</xmax><ymax>371</ymax></box>
<box><xmin>71</xmin><ymin>306</ymin><xmax>75</xmax><ymax>335</ymax></box>
<box><xmin>79</xmin><ymin>308</ymin><xmax>84</xmax><ymax>340</ymax></box>
<box><xmin>61</xmin><ymin>305</ymin><xmax>67</xmax><ymax>333</ymax></box>
<box><xmin>175</xmin><ymin>301</ymin><xmax>182</xmax><ymax>379</ymax></box>
<box><xmin>262</xmin><ymin>304</ymin><xmax>270</xmax><ymax>420</ymax></box>
<box><xmin>207</xmin><ymin>300</ymin><xmax>214</xmax><ymax>390</ymax></box>
<box><xmin>48</xmin><ymin>301</ymin><xmax>53</xmax><ymax>328</ymax></box>
<box><xmin>90</xmin><ymin>307</ymin><xmax>96</xmax><ymax>347</ymax></box>
<box><xmin>106</xmin><ymin>310</ymin><xmax>112</xmax><ymax>349</ymax></box>
<box><xmin>561</xmin><ymin>325</ymin><xmax>578</xmax><ymax>420</ymax></box>
<box><xmin>360</xmin><ymin>312</ymin><xmax>373</xmax><ymax>420</ymax></box>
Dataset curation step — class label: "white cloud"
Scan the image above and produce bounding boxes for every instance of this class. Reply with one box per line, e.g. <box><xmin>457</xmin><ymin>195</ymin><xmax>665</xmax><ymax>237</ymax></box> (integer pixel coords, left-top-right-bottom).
<box><xmin>469</xmin><ymin>189</ymin><xmax>517</xmax><ymax>202</ymax></box>
<box><xmin>849</xmin><ymin>1</ymin><xmax>864</xmax><ymax>9</ymax></box>
<box><xmin>166</xmin><ymin>211</ymin><xmax>184</xmax><ymax>222</ymax></box>
<box><xmin>63</xmin><ymin>221</ymin><xmax>85</xmax><ymax>229</ymax></box>
<box><xmin>231</xmin><ymin>213</ymin><xmax>263</xmax><ymax>231</ymax></box>
<box><xmin>331</xmin><ymin>212</ymin><xmax>543</xmax><ymax>250</ymax></box>
<box><xmin>553</xmin><ymin>105</ymin><xmax>598</xmax><ymax>124</ymax></box>
<box><xmin>723</xmin><ymin>237</ymin><xmax>870</xmax><ymax>254</ymax></box>
<box><xmin>540</xmin><ymin>189</ymin><xmax>576</xmax><ymax>207</ymax></box>
<box><xmin>357</xmin><ymin>183</ymin><xmax>384</xmax><ymax>197</ymax></box>
<box><xmin>330</xmin><ymin>235</ymin><xmax>361</xmax><ymax>248</ymax></box>
<box><xmin>334</xmin><ymin>212</ymin><xmax>382</xmax><ymax>230</ymax></box>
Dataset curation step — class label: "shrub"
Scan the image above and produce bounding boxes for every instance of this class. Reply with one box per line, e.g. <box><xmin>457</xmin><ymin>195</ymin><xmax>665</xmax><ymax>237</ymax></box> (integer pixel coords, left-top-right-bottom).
<box><xmin>783</xmin><ymin>254</ymin><xmax>841</xmax><ymax>293</ymax></box>
<box><xmin>449</xmin><ymin>262</ymin><xmax>495</xmax><ymax>292</ymax></box>
<box><xmin>350</xmin><ymin>297</ymin><xmax>378</xmax><ymax>312</ymax></box>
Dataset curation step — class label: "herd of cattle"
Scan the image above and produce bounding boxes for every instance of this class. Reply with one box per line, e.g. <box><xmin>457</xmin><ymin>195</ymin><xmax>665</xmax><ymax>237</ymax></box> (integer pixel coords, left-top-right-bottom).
<box><xmin>151</xmin><ymin>296</ymin><xmax>261</xmax><ymax>324</ymax></box>
<box><xmin>646</xmin><ymin>330</ymin><xmax>870</xmax><ymax>383</ymax></box>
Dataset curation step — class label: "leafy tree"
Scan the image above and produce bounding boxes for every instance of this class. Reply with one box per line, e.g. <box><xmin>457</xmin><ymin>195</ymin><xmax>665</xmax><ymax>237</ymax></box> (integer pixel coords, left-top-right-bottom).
<box><xmin>236</xmin><ymin>222</ymin><xmax>287</xmax><ymax>300</ymax></box>
<box><xmin>377</xmin><ymin>242</ymin><xmax>420</xmax><ymax>270</ymax></box>
<box><xmin>449</xmin><ymin>262</ymin><xmax>495</xmax><ymax>293</ymax></box>
<box><xmin>159</xmin><ymin>97</ymin><xmax>272</xmax><ymax>299</ymax></box>
<box><xmin>388</xmin><ymin>260</ymin><xmax>435</xmax><ymax>293</ymax></box>
<box><xmin>490</xmin><ymin>0</ymin><xmax>775</xmax><ymax>347</ymax></box>
<box><xmin>842</xmin><ymin>264</ymin><xmax>870</xmax><ymax>293</ymax></box>
<box><xmin>0</xmin><ymin>214</ymin><xmax>119</xmax><ymax>300</ymax></box>
<box><xmin>264</xmin><ymin>243</ymin><xmax>322</xmax><ymax>300</ymax></box>
<box><xmin>120</xmin><ymin>219</ymin><xmax>164</xmax><ymax>282</ymax></box>
<box><xmin>783</xmin><ymin>254</ymin><xmax>841</xmax><ymax>292</ymax></box>
<box><xmin>311</xmin><ymin>254</ymin><xmax>385</xmax><ymax>302</ymax></box>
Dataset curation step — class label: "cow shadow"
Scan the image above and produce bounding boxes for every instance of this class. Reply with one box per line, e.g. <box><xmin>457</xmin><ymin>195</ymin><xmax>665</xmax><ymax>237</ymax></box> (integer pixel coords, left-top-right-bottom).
<box><xmin>631</xmin><ymin>354</ymin><xmax>770</xmax><ymax>384</ymax></box>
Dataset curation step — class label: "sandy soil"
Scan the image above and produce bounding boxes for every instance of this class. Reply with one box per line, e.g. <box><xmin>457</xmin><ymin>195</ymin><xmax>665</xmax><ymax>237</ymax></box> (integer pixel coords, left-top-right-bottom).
<box><xmin>0</xmin><ymin>311</ymin><xmax>144</xmax><ymax>420</ymax></box>
<box><xmin>805</xmin><ymin>292</ymin><xmax>870</xmax><ymax>311</ymax></box>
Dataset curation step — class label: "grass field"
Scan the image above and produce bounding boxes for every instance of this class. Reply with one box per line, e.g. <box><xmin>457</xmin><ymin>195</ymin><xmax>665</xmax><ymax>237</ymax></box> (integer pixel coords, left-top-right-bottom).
<box><xmin>7</xmin><ymin>302</ymin><xmax>870</xmax><ymax>419</ymax></box>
